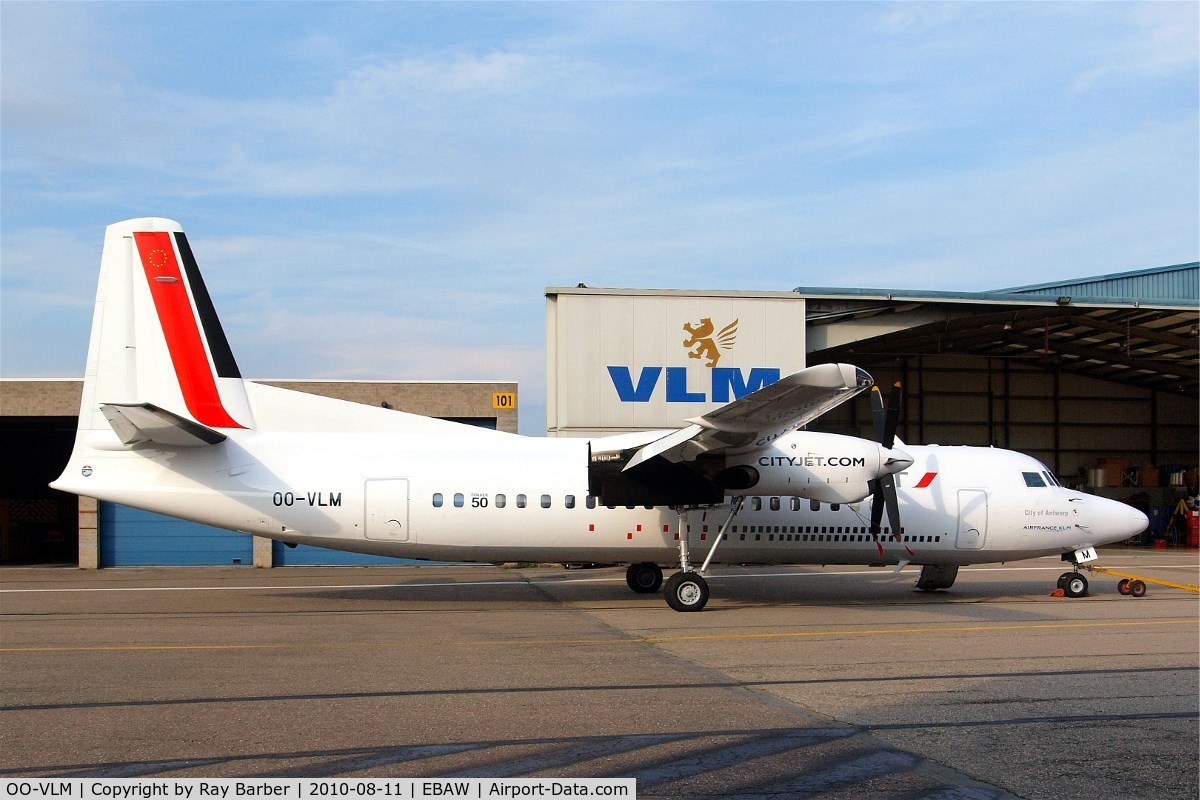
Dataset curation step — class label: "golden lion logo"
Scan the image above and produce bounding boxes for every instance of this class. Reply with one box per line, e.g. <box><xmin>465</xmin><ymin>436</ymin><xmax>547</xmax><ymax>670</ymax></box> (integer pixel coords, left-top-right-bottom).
<box><xmin>683</xmin><ymin>317</ymin><xmax>738</xmax><ymax>367</ymax></box>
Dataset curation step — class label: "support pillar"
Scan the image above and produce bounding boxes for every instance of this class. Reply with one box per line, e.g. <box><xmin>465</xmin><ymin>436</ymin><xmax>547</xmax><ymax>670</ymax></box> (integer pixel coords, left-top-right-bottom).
<box><xmin>77</xmin><ymin>496</ymin><xmax>98</xmax><ymax>569</ymax></box>
<box><xmin>253</xmin><ymin>536</ymin><xmax>274</xmax><ymax>568</ymax></box>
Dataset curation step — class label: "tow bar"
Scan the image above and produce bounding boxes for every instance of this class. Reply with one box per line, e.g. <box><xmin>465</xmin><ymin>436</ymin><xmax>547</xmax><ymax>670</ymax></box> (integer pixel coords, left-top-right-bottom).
<box><xmin>1083</xmin><ymin>564</ymin><xmax>1200</xmax><ymax>598</ymax></box>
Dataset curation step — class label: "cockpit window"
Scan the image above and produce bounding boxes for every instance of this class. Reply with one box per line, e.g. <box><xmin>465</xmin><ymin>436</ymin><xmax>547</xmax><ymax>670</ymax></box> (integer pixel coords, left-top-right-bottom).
<box><xmin>1042</xmin><ymin>471</ymin><xmax>1061</xmax><ymax>487</ymax></box>
<box><xmin>1023</xmin><ymin>472</ymin><xmax>1047</xmax><ymax>487</ymax></box>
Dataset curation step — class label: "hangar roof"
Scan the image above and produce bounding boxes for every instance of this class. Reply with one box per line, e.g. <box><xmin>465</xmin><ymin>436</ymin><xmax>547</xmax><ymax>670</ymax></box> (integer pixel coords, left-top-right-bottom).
<box><xmin>799</xmin><ymin>262</ymin><xmax>1198</xmax><ymax>396</ymax></box>
<box><xmin>1000</xmin><ymin>262</ymin><xmax>1198</xmax><ymax>304</ymax></box>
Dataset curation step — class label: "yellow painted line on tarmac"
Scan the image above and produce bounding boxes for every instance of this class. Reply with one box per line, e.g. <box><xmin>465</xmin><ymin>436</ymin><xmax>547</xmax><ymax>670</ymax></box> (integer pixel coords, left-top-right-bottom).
<box><xmin>2</xmin><ymin>618</ymin><xmax>1193</xmax><ymax>654</ymax></box>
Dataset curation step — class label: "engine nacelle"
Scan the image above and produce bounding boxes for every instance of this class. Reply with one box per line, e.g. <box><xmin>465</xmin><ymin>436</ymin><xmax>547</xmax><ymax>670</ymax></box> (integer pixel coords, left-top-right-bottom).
<box><xmin>717</xmin><ymin>431</ymin><xmax>899</xmax><ymax>504</ymax></box>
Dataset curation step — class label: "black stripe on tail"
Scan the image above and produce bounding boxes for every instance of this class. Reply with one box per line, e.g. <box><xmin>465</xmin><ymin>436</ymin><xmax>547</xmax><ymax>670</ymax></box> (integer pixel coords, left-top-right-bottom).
<box><xmin>173</xmin><ymin>232</ymin><xmax>242</xmax><ymax>379</ymax></box>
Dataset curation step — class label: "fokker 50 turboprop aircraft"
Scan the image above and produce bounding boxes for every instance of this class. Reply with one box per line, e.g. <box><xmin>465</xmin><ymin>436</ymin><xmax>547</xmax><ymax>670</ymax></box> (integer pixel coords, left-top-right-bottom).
<box><xmin>52</xmin><ymin>219</ymin><xmax>1148</xmax><ymax>610</ymax></box>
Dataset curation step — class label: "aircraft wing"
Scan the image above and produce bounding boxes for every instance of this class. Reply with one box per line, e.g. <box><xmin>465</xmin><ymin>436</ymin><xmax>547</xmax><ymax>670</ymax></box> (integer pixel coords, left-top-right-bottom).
<box><xmin>622</xmin><ymin>363</ymin><xmax>873</xmax><ymax>469</ymax></box>
<box><xmin>588</xmin><ymin>364</ymin><xmax>873</xmax><ymax>506</ymax></box>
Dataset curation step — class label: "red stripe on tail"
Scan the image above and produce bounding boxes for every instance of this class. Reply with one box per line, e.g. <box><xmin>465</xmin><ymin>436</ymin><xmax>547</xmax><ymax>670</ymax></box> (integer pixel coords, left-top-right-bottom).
<box><xmin>134</xmin><ymin>232</ymin><xmax>245</xmax><ymax>429</ymax></box>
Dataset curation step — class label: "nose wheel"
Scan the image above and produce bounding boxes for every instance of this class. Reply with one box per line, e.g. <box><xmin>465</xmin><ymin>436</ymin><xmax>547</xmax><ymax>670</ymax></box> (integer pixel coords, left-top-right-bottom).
<box><xmin>1056</xmin><ymin>571</ymin><xmax>1089</xmax><ymax>598</ymax></box>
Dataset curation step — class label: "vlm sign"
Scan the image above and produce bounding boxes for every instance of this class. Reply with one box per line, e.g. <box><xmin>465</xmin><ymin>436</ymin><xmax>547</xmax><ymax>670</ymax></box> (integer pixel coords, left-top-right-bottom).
<box><xmin>545</xmin><ymin>289</ymin><xmax>806</xmax><ymax>436</ymax></box>
<box><xmin>607</xmin><ymin>365</ymin><xmax>781</xmax><ymax>403</ymax></box>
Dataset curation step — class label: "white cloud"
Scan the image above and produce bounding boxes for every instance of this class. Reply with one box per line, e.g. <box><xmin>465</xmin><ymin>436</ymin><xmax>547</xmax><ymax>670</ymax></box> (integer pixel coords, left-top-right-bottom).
<box><xmin>1073</xmin><ymin>2</ymin><xmax>1199</xmax><ymax>93</ymax></box>
<box><xmin>2</xmin><ymin>2</ymin><xmax>1195</xmax><ymax>438</ymax></box>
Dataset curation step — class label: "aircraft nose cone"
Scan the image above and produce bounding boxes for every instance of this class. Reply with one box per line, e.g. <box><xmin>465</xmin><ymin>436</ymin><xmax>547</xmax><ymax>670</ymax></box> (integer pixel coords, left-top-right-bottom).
<box><xmin>1088</xmin><ymin>497</ymin><xmax>1149</xmax><ymax>544</ymax></box>
<box><xmin>1112</xmin><ymin>501</ymin><xmax>1149</xmax><ymax>540</ymax></box>
<box><xmin>882</xmin><ymin>448</ymin><xmax>913</xmax><ymax>475</ymax></box>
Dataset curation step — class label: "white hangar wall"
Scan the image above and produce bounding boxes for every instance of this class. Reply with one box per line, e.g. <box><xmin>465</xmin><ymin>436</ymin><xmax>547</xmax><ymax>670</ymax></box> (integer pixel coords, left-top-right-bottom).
<box><xmin>545</xmin><ymin>289</ymin><xmax>806</xmax><ymax>437</ymax></box>
<box><xmin>543</xmin><ymin>285</ymin><xmax>1196</xmax><ymax>510</ymax></box>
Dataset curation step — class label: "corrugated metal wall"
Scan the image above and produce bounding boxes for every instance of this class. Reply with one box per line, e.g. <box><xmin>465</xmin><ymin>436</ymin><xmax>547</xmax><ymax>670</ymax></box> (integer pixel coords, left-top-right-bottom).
<box><xmin>1006</xmin><ymin>263</ymin><xmax>1199</xmax><ymax>301</ymax></box>
<box><xmin>99</xmin><ymin>503</ymin><xmax>254</xmax><ymax>566</ymax></box>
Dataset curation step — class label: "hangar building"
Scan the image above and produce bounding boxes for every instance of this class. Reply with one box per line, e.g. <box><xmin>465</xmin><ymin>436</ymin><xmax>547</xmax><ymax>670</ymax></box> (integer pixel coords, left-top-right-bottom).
<box><xmin>0</xmin><ymin>380</ymin><xmax>517</xmax><ymax>567</ymax></box>
<box><xmin>2</xmin><ymin>262</ymin><xmax>1195</xmax><ymax>567</ymax></box>
<box><xmin>547</xmin><ymin>262</ymin><xmax>1198</xmax><ymax>544</ymax></box>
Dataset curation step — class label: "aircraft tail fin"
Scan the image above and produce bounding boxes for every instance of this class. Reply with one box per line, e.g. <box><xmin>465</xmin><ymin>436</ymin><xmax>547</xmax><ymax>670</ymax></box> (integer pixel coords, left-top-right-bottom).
<box><xmin>73</xmin><ymin>218</ymin><xmax>253</xmax><ymax>437</ymax></box>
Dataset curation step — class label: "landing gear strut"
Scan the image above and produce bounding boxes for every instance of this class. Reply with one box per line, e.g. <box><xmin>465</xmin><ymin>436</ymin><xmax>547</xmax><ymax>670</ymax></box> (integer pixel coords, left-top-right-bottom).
<box><xmin>662</xmin><ymin>497</ymin><xmax>744</xmax><ymax>612</ymax></box>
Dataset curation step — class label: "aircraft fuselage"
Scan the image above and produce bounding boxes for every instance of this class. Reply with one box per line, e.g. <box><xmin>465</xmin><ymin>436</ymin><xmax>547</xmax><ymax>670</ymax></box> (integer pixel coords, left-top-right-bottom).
<box><xmin>57</xmin><ymin>387</ymin><xmax>1143</xmax><ymax>569</ymax></box>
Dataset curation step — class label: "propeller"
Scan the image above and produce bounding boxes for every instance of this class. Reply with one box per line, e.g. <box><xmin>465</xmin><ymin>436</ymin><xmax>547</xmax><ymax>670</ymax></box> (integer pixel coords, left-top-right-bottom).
<box><xmin>869</xmin><ymin>382</ymin><xmax>907</xmax><ymax>549</ymax></box>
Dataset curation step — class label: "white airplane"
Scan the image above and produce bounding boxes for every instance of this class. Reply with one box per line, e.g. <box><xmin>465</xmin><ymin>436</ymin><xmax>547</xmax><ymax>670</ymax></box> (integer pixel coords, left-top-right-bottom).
<box><xmin>51</xmin><ymin>218</ymin><xmax>1148</xmax><ymax>611</ymax></box>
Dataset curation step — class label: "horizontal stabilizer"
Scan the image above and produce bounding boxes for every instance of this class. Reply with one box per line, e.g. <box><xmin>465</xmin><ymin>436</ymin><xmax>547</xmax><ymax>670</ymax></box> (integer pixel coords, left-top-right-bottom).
<box><xmin>101</xmin><ymin>403</ymin><xmax>227</xmax><ymax>447</ymax></box>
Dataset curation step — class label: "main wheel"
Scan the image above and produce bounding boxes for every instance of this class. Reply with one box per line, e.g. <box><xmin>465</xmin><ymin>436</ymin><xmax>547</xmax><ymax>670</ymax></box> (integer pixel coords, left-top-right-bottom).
<box><xmin>1063</xmin><ymin>573</ymin><xmax>1089</xmax><ymax>598</ymax></box>
<box><xmin>664</xmin><ymin>572</ymin><xmax>709</xmax><ymax>612</ymax></box>
<box><xmin>1117</xmin><ymin>578</ymin><xmax>1131</xmax><ymax>595</ymax></box>
<box><xmin>1129</xmin><ymin>579</ymin><xmax>1147</xmax><ymax>598</ymax></box>
<box><xmin>626</xmin><ymin>562</ymin><xmax>664</xmax><ymax>594</ymax></box>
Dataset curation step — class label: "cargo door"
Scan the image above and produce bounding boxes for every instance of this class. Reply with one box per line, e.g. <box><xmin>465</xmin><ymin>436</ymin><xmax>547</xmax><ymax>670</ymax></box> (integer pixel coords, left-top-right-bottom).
<box><xmin>365</xmin><ymin>479</ymin><xmax>410</xmax><ymax>542</ymax></box>
<box><xmin>956</xmin><ymin>489</ymin><xmax>988</xmax><ymax>550</ymax></box>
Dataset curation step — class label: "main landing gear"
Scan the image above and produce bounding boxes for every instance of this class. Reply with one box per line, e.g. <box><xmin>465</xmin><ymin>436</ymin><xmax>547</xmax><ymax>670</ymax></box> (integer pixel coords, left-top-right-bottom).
<box><xmin>624</xmin><ymin>562</ymin><xmax>711</xmax><ymax>611</ymax></box>
<box><xmin>625</xmin><ymin>562</ymin><xmax>663</xmax><ymax>593</ymax></box>
<box><xmin>636</xmin><ymin>498</ymin><xmax>744</xmax><ymax>612</ymax></box>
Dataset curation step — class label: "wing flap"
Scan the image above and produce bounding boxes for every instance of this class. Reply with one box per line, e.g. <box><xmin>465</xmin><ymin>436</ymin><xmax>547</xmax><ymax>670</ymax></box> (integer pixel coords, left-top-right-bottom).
<box><xmin>101</xmin><ymin>402</ymin><xmax>227</xmax><ymax>447</ymax></box>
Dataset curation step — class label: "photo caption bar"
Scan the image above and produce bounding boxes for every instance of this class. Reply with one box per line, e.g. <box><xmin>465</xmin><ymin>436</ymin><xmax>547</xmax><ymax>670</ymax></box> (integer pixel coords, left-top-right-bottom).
<box><xmin>0</xmin><ymin>780</ymin><xmax>635</xmax><ymax>800</ymax></box>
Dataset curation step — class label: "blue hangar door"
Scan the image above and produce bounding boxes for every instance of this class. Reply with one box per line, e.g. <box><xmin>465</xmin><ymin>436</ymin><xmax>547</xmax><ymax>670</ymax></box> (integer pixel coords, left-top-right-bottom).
<box><xmin>272</xmin><ymin>541</ymin><xmax>419</xmax><ymax>566</ymax></box>
<box><xmin>99</xmin><ymin>503</ymin><xmax>253</xmax><ymax>566</ymax></box>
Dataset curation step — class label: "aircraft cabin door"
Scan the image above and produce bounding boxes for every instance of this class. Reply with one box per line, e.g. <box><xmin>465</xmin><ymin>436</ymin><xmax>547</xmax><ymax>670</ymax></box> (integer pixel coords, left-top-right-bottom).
<box><xmin>956</xmin><ymin>489</ymin><xmax>988</xmax><ymax>550</ymax></box>
<box><xmin>365</xmin><ymin>479</ymin><xmax>410</xmax><ymax>542</ymax></box>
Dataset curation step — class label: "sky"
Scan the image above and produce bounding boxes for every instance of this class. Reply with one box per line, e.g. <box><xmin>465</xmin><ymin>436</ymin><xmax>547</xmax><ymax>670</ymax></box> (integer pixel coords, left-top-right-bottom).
<box><xmin>2</xmin><ymin>1</ymin><xmax>1197</xmax><ymax>434</ymax></box>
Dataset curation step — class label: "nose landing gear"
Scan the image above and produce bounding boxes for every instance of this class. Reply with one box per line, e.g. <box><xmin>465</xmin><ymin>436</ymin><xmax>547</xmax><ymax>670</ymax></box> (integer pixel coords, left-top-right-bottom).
<box><xmin>1056</xmin><ymin>571</ymin><xmax>1089</xmax><ymax>598</ymax></box>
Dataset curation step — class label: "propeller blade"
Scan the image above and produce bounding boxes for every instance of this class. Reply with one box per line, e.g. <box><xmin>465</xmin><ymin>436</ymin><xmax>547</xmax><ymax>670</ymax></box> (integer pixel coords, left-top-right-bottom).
<box><xmin>882</xmin><ymin>473</ymin><xmax>902</xmax><ymax>540</ymax></box>
<box><xmin>870</xmin><ymin>386</ymin><xmax>887</xmax><ymax>443</ymax></box>
<box><xmin>882</xmin><ymin>382</ymin><xmax>905</xmax><ymax>541</ymax></box>
<box><xmin>881</xmin><ymin>381</ymin><xmax>902</xmax><ymax>448</ymax></box>
<box><xmin>868</xmin><ymin>382</ymin><xmax>905</xmax><ymax>545</ymax></box>
<box><xmin>869</xmin><ymin>477</ymin><xmax>883</xmax><ymax>534</ymax></box>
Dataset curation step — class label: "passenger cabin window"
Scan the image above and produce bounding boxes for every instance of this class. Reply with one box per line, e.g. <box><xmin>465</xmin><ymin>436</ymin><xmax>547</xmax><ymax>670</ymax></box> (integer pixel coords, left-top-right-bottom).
<box><xmin>453</xmin><ymin>493</ymin><xmax>465</xmax><ymax>507</ymax></box>
<box><xmin>810</xmin><ymin>499</ymin><xmax>821</xmax><ymax>512</ymax></box>
<box><xmin>540</xmin><ymin>494</ymin><xmax>551</xmax><ymax>508</ymax></box>
<box><xmin>495</xmin><ymin>494</ymin><xmax>507</xmax><ymax>508</ymax></box>
<box><xmin>516</xmin><ymin>494</ymin><xmax>527</xmax><ymax>508</ymax></box>
<box><xmin>769</xmin><ymin>497</ymin><xmax>780</xmax><ymax>511</ymax></box>
<box><xmin>751</xmin><ymin>497</ymin><xmax>762</xmax><ymax>511</ymax></box>
<box><xmin>1023</xmin><ymin>472</ymin><xmax>1047</xmax><ymax>487</ymax></box>
<box><xmin>432</xmin><ymin>493</ymin><xmax>444</xmax><ymax>508</ymax></box>
<box><xmin>586</xmin><ymin>496</ymin><xmax>597</xmax><ymax>509</ymax></box>
<box><xmin>565</xmin><ymin>495</ymin><xmax>576</xmax><ymax>509</ymax></box>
